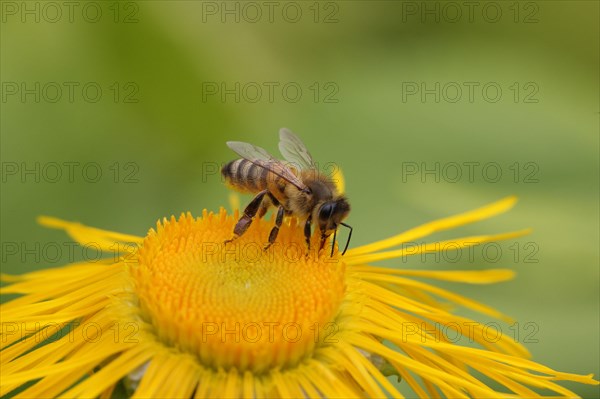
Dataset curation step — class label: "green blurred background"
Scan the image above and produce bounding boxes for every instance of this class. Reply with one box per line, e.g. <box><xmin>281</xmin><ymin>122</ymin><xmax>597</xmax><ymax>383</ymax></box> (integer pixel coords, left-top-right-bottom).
<box><xmin>1</xmin><ymin>1</ymin><xmax>598</xmax><ymax>397</ymax></box>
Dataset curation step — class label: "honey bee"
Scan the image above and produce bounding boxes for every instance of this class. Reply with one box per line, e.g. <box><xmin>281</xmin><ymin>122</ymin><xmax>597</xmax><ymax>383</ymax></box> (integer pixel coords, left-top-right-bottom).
<box><xmin>221</xmin><ymin>128</ymin><xmax>352</xmax><ymax>255</ymax></box>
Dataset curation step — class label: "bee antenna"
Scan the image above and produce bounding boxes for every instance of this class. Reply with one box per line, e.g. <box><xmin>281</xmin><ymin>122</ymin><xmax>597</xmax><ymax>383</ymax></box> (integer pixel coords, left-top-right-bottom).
<box><xmin>340</xmin><ymin>222</ymin><xmax>353</xmax><ymax>255</ymax></box>
<box><xmin>330</xmin><ymin>228</ymin><xmax>337</xmax><ymax>257</ymax></box>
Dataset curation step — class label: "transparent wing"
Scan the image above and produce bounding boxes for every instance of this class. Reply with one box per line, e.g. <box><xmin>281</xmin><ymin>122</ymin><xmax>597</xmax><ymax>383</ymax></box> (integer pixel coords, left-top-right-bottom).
<box><xmin>226</xmin><ymin>140</ymin><xmax>307</xmax><ymax>191</ymax></box>
<box><xmin>227</xmin><ymin>141</ymin><xmax>273</xmax><ymax>162</ymax></box>
<box><xmin>278</xmin><ymin>128</ymin><xmax>316</xmax><ymax>170</ymax></box>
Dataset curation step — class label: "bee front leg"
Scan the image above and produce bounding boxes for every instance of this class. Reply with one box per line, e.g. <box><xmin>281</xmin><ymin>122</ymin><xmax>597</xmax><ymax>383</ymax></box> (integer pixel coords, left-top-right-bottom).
<box><xmin>225</xmin><ymin>189</ymin><xmax>268</xmax><ymax>244</ymax></box>
<box><xmin>264</xmin><ymin>205</ymin><xmax>285</xmax><ymax>251</ymax></box>
<box><xmin>304</xmin><ymin>216</ymin><xmax>312</xmax><ymax>256</ymax></box>
<box><xmin>319</xmin><ymin>233</ymin><xmax>328</xmax><ymax>253</ymax></box>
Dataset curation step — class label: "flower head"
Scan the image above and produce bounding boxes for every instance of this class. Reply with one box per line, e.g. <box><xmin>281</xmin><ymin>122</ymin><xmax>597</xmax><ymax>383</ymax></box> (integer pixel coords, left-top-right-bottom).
<box><xmin>1</xmin><ymin>197</ymin><xmax>597</xmax><ymax>398</ymax></box>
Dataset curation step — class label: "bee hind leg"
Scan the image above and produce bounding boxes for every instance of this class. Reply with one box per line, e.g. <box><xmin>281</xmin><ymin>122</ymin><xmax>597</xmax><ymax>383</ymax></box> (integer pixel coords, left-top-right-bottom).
<box><xmin>256</xmin><ymin>192</ymin><xmax>277</xmax><ymax>219</ymax></box>
<box><xmin>225</xmin><ymin>189</ymin><xmax>268</xmax><ymax>244</ymax></box>
<box><xmin>264</xmin><ymin>205</ymin><xmax>285</xmax><ymax>251</ymax></box>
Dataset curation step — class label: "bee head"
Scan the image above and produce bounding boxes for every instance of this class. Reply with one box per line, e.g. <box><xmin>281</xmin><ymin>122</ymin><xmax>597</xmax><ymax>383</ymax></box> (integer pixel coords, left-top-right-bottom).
<box><xmin>317</xmin><ymin>198</ymin><xmax>350</xmax><ymax>233</ymax></box>
<box><xmin>317</xmin><ymin>198</ymin><xmax>353</xmax><ymax>256</ymax></box>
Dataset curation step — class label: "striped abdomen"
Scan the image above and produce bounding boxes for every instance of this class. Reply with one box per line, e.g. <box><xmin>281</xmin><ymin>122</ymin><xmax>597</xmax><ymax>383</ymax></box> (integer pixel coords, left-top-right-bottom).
<box><xmin>221</xmin><ymin>159</ymin><xmax>269</xmax><ymax>193</ymax></box>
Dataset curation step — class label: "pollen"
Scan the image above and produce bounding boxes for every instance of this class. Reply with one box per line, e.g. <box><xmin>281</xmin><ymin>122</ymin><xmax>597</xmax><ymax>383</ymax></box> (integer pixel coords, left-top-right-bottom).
<box><xmin>131</xmin><ymin>209</ymin><xmax>346</xmax><ymax>373</ymax></box>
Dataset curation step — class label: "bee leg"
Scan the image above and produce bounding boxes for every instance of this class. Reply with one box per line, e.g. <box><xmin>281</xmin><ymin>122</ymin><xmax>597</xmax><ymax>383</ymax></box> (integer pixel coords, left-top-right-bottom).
<box><xmin>225</xmin><ymin>190</ymin><xmax>268</xmax><ymax>244</ymax></box>
<box><xmin>304</xmin><ymin>216</ymin><xmax>312</xmax><ymax>256</ymax></box>
<box><xmin>256</xmin><ymin>205</ymin><xmax>268</xmax><ymax>219</ymax></box>
<box><xmin>319</xmin><ymin>233</ymin><xmax>328</xmax><ymax>253</ymax></box>
<box><xmin>257</xmin><ymin>193</ymin><xmax>278</xmax><ymax>219</ymax></box>
<box><xmin>264</xmin><ymin>205</ymin><xmax>285</xmax><ymax>251</ymax></box>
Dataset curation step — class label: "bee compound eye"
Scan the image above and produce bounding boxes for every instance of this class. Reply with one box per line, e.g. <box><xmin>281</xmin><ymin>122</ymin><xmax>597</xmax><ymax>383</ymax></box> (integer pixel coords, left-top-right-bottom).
<box><xmin>319</xmin><ymin>203</ymin><xmax>335</xmax><ymax>221</ymax></box>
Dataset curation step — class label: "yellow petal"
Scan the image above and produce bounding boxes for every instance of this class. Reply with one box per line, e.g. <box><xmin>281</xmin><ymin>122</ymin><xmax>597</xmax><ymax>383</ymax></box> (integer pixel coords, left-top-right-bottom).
<box><xmin>347</xmin><ymin>196</ymin><xmax>518</xmax><ymax>256</ymax></box>
<box><xmin>347</xmin><ymin>230</ymin><xmax>530</xmax><ymax>266</ymax></box>
<box><xmin>37</xmin><ymin>216</ymin><xmax>143</xmax><ymax>252</ymax></box>
<box><xmin>352</xmin><ymin>268</ymin><xmax>515</xmax><ymax>284</ymax></box>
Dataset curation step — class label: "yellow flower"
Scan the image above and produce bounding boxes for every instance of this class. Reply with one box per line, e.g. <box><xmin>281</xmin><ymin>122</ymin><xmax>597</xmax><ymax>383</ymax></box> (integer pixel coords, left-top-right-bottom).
<box><xmin>1</xmin><ymin>196</ymin><xmax>597</xmax><ymax>398</ymax></box>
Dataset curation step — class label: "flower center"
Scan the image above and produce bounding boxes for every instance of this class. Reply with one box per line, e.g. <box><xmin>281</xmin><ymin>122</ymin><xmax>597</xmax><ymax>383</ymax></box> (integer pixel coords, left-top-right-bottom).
<box><xmin>131</xmin><ymin>210</ymin><xmax>346</xmax><ymax>373</ymax></box>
